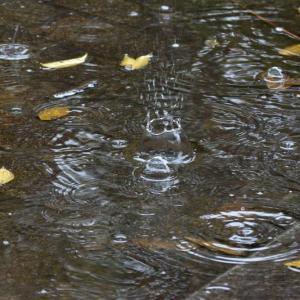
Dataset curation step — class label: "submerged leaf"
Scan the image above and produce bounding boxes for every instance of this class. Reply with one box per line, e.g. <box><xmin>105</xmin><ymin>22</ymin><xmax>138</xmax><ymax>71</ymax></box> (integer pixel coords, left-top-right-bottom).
<box><xmin>0</xmin><ymin>167</ymin><xmax>14</xmax><ymax>185</ymax></box>
<box><xmin>132</xmin><ymin>239</ymin><xmax>178</xmax><ymax>250</ymax></box>
<box><xmin>120</xmin><ymin>53</ymin><xmax>152</xmax><ymax>70</ymax></box>
<box><xmin>38</xmin><ymin>106</ymin><xmax>70</xmax><ymax>121</ymax></box>
<box><xmin>40</xmin><ymin>53</ymin><xmax>88</xmax><ymax>69</ymax></box>
<box><xmin>284</xmin><ymin>260</ymin><xmax>300</xmax><ymax>268</ymax></box>
<box><xmin>279</xmin><ymin>44</ymin><xmax>300</xmax><ymax>57</ymax></box>
<box><xmin>184</xmin><ymin>236</ymin><xmax>246</xmax><ymax>256</ymax></box>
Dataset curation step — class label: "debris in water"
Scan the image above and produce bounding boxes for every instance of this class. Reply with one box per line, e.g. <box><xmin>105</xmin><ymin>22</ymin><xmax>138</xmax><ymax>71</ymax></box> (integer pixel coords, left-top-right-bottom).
<box><xmin>0</xmin><ymin>167</ymin><xmax>15</xmax><ymax>185</ymax></box>
<box><xmin>38</xmin><ymin>106</ymin><xmax>70</xmax><ymax>121</ymax></box>
<box><xmin>120</xmin><ymin>53</ymin><xmax>152</xmax><ymax>70</ymax></box>
<box><xmin>40</xmin><ymin>53</ymin><xmax>88</xmax><ymax>69</ymax></box>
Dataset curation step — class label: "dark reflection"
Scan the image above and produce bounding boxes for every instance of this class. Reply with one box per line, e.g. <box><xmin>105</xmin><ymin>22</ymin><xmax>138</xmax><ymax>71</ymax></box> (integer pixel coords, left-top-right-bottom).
<box><xmin>1</xmin><ymin>0</ymin><xmax>300</xmax><ymax>299</ymax></box>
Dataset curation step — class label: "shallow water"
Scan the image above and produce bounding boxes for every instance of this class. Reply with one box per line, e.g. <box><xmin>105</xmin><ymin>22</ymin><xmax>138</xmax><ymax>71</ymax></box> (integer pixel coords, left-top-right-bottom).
<box><xmin>1</xmin><ymin>0</ymin><xmax>300</xmax><ymax>298</ymax></box>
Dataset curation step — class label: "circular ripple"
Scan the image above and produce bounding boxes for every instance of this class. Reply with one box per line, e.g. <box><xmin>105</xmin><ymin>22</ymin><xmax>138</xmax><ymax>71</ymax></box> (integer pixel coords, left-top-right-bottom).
<box><xmin>183</xmin><ymin>206</ymin><xmax>297</xmax><ymax>264</ymax></box>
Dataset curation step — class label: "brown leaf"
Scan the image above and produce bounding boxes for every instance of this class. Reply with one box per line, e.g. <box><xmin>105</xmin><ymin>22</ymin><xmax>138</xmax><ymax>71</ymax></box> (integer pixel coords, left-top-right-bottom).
<box><xmin>38</xmin><ymin>106</ymin><xmax>70</xmax><ymax>121</ymax></box>
<box><xmin>184</xmin><ymin>236</ymin><xmax>246</xmax><ymax>256</ymax></box>
<box><xmin>132</xmin><ymin>238</ymin><xmax>178</xmax><ymax>250</ymax></box>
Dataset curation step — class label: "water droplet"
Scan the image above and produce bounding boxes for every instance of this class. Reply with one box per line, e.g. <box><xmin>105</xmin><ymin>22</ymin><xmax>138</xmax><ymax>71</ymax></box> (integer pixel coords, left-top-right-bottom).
<box><xmin>3</xmin><ymin>240</ymin><xmax>9</xmax><ymax>246</ymax></box>
<box><xmin>0</xmin><ymin>44</ymin><xmax>30</xmax><ymax>60</ymax></box>
<box><xmin>160</xmin><ymin>5</ymin><xmax>170</xmax><ymax>11</ymax></box>
<box><xmin>172</xmin><ymin>42</ymin><xmax>180</xmax><ymax>48</ymax></box>
<box><xmin>129</xmin><ymin>11</ymin><xmax>139</xmax><ymax>17</ymax></box>
<box><xmin>275</xmin><ymin>27</ymin><xmax>284</xmax><ymax>32</ymax></box>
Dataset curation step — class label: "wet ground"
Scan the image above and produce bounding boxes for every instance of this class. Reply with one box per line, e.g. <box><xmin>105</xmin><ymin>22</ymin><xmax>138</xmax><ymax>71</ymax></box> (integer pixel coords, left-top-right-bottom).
<box><xmin>1</xmin><ymin>0</ymin><xmax>300</xmax><ymax>299</ymax></box>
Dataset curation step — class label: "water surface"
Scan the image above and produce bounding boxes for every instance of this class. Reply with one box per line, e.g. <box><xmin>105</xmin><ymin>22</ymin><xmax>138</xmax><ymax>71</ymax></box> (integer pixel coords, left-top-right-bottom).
<box><xmin>1</xmin><ymin>0</ymin><xmax>300</xmax><ymax>298</ymax></box>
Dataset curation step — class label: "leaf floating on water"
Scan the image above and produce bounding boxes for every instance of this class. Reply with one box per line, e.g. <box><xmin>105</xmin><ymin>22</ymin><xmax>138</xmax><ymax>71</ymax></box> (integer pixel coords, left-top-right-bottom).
<box><xmin>132</xmin><ymin>238</ymin><xmax>178</xmax><ymax>250</ymax></box>
<box><xmin>120</xmin><ymin>53</ymin><xmax>152</xmax><ymax>70</ymax></box>
<box><xmin>38</xmin><ymin>106</ymin><xmax>70</xmax><ymax>121</ymax></box>
<box><xmin>279</xmin><ymin>44</ymin><xmax>300</xmax><ymax>57</ymax></box>
<box><xmin>184</xmin><ymin>236</ymin><xmax>246</xmax><ymax>256</ymax></box>
<box><xmin>0</xmin><ymin>167</ymin><xmax>14</xmax><ymax>185</ymax></box>
<box><xmin>284</xmin><ymin>260</ymin><xmax>300</xmax><ymax>268</ymax></box>
<box><xmin>40</xmin><ymin>53</ymin><xmax>88</xmax><ymax>69</ymax></box>
<box><xmin>204</xmin><ymin>38</ymin><xmax>220</xmax><ymax>49</ymax></box>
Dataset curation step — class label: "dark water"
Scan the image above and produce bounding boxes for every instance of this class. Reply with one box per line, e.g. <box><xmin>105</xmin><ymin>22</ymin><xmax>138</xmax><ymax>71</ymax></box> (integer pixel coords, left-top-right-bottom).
<box><xmin>1</xmin><ymin>0</ymin><xmax>300</xmax><ymax>298</ymax></box>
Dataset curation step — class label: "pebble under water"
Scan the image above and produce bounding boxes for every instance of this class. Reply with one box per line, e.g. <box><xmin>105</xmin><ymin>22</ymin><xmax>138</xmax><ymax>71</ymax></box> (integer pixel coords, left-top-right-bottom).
<box><xmin>1</xmin><ymin>0</ymin><xmax>300</xmax><ymax>299</ymax></box>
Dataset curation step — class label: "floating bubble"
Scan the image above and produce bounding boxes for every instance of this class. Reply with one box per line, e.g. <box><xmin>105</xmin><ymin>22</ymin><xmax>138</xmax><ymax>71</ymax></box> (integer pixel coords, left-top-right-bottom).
<box><xmin>0</xmin><ymin>43</ymin><xmax>30</xmax><ymax>60</ymax></box>
<box><xmin>266</xmin><ymin>67</ymin><xmax>285</xmax><ymax>81</ymax></box>
<box><xmin>111</xmin><ymin>139</ymin><xmax>128</xmax><ymax>149</ymax></box>
<box><xmin>112</xmin><ymin>234</ymin><xmax>128</xmax><ymax>244</ymax></box>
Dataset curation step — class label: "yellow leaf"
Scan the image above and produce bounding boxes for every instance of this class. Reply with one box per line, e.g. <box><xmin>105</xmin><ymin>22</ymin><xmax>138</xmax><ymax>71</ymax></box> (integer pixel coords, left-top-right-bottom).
<box><xmin>38</xmin><ymin>106</ymin><xmax>70</xmax><ymax>121</ymax></box>
<box><xmin>120</xmin><ymin>53</ymin><xmax>152</xmax><ymax>70</ymax></box>
<box><xmin>284</xmin><ymin>260</ymin><xmax>300</xmax><ymax>268</ymax></box>
<box><xmin>40</xmin><ymin>53</ymin><xmax>88</xmax><ymax>69</ymax></box>
<box><xmin>0</xmin><ymin>167</ymin><xmax>14</xmax><ymax>185</ymax></box>
<box><xmin>279</xmin><ymin>44</ymin><xmax>300</xmax><ymax>57</ymax></box>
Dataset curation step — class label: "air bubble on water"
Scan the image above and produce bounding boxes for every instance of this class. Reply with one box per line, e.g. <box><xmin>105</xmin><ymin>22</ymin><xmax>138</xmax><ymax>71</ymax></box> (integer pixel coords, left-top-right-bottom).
<box><xmin>0</xmin><ymin>44</ymin><xmax>30</xmax><ymax>60</ymax></box>
<box><xmin>265</xmin><ymin>67</ymin><xmax>285</xmax><ymax>83</ymax></box>
<box><xmin>112</xmin><ymin>234</ymin><xmax>128</xmax><ymax>244</ymax></box>
<box><xmin>111</xmin><ymin>139</ymin><xmax>128</xmax><ymax>149</ymax></box>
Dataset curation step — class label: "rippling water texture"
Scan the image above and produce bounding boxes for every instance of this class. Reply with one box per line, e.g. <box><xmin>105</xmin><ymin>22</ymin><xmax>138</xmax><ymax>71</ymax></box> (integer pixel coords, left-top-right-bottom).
<box><xmin>1</xmin><ymin>0</ymin><xmax>300</xmax><ymax>298</ymax></box>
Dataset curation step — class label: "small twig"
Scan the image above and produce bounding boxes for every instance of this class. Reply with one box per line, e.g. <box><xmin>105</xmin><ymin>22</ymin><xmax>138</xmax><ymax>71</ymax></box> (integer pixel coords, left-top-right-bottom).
<box><xmin>233</xmin><ymin>0</ymin><xmax>300</xmax><ymax>41</ymax></box>
<box><xmin>247</xmin><ymin>9</ymin><xmax>300</xmax><ymax>41</ymax></box>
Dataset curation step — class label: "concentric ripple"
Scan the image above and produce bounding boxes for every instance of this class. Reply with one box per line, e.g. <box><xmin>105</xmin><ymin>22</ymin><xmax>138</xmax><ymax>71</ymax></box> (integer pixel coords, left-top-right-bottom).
<box><xmin>183</xmin><ymin>207</ymin><xmax>297</xmax><ymax>264</ymax></box>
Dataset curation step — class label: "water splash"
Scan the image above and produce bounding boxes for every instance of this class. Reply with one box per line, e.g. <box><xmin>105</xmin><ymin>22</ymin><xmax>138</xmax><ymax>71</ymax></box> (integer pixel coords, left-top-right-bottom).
<box><xmin>0</xmin><ymin>44</ymin><xmax>30</xmax><ymax>60</ymax></box>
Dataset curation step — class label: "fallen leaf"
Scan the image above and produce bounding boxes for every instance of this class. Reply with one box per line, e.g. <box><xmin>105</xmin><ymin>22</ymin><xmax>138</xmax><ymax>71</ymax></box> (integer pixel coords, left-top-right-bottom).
<box><xmin>0</xmin><ymin>167</ymin><xmax>14</xmax><ymax>185</ymax></box>
<box><xmin>279</xmin><ymin>44</ymin><xmax>300</xmax><ymax>57</ymax></box>
<box><xmin>284</xmin><ymin>260</ymin><xmax>300</xmax><ymax>268</ymax></box>
<box><xmin>205</xmin><ymin>38</ymin><xmax>220</xmax><ymax>49</ymax></box>
<box><xmin>120</xmin><ymin>53</ymin><xmax>152</xmax><ymax>70</ymax></box>
<box><xmin>38</xmin><ymin>106</ymin><xmax>70</xmax><ymax>121</ymax></box>
<box><xmin>184</xmin><ymin>236</ymin><xmax>246</xmax><ymax>256</ymax></box>
<box><xmin>132</xmin><ymin>238</ymin><xmax>178</xmax><ymax>250</ymax></box>
<box><xmin>40</xmin><ymin>53</ymin><xmax>88</xmax><ymax>69</ymax></box>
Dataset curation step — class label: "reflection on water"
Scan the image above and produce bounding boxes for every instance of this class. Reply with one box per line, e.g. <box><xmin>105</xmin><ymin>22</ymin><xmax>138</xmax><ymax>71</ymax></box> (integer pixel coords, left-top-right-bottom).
<box><xmin>1</xmin><ymin>0</ymin><xmax>300</xmax><ymax>298</ymax></box>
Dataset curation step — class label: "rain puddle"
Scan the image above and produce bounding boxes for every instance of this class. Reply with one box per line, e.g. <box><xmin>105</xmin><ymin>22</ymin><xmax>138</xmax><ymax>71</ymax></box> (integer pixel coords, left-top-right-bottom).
<box><xmin>0</xmin><ymin>0</ymin><xmax>300</xmax><ymax>299</ymax></box>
